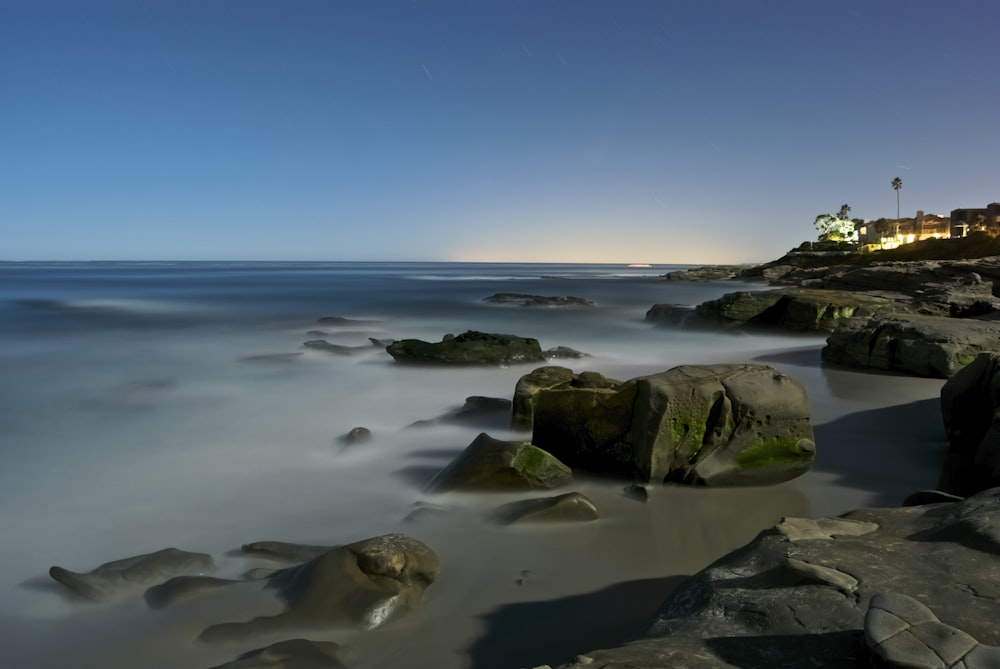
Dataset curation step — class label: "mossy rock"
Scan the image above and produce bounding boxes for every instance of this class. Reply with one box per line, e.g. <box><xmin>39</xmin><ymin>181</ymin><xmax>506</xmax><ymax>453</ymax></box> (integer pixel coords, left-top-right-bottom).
<box><xmin>511</xmin><ymin>366</ymin><xmax>620</xmax><ymax>431</ymax></box>
<box><xmin>427</xmin><ymin>433</ymin><xmax>572</xmax><ymax>492</ymax></box>
<box><xmin>386</xmin><ymin>331</ymin><xmax>546</xmax><ymax>365</ymax></box>
<box><xmin>531</xmin><ymin>364</ymin><xmax>816</xmax><ymax>486</ymax></box>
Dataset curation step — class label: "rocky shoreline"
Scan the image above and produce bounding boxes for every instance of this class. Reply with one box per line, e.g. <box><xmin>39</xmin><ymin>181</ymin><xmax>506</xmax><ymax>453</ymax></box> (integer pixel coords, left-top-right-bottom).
<box><xmin>544</xmin><ymin>242</ymin><xmax>1000</xmax><ymax>669</ymax></box>
<box><xmin>37</xmin><ymin>244</ymin><xmax>1000</xmax><ymax>668</ymax></box>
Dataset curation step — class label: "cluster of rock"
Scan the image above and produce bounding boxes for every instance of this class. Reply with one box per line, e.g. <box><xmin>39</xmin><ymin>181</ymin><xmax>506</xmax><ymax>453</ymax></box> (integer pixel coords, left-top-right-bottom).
<box><xmin>654</xmin><ymin>257</ymin><xmax>1000</xmax><ymax>379</ymax></box>
<box><xmin>49</xmin><ymin>534</ymin><xmax>439</xmax><ymax>669</ymax></box>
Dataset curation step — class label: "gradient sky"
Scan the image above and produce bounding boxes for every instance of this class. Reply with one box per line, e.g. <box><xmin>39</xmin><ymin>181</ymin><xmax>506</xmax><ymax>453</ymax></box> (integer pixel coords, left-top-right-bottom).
<box><xmin>2</xmin><ymin>1</ymin><xmax>998</xmax><ymax>263</ymax></box>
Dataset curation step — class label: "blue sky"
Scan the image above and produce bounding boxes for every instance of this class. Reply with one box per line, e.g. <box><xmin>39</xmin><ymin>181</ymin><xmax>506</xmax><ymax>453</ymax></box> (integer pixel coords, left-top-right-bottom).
<box><xmin>2</xmin><ymin>1</ymin><xmax>998</xmax><ymax>263</ymax></box>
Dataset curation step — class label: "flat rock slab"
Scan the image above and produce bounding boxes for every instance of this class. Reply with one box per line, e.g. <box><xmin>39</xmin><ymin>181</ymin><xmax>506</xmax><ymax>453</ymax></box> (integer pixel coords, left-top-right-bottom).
<box><xmin>553</xmin><ymin>488</ymin><xmax>1000</xmax><ymax>669</ymax></box>
<box><xmin>822</xmin><ymin>314</ymin><xmax>1000</xmax><ymax>378</ymax></box>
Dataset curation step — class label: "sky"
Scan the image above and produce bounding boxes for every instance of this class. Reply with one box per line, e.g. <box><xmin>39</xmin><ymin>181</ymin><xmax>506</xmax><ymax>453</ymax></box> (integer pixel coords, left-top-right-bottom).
<box><xmin>2</xmin><ymin>0</ymin><xmax>998</xmax><ymax>264</ymax></box>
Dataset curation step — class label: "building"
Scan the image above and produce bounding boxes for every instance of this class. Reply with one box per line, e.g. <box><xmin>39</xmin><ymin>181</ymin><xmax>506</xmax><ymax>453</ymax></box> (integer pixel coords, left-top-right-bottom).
<box><xmin>857</xmin><ymin>211</ymin><xmax>951</xmax><ymax>249</ymax></box>
<box><xmin>951</xmin><ymin>203</ymin><xmax>1000</xmax><ymax>237</ymax></box>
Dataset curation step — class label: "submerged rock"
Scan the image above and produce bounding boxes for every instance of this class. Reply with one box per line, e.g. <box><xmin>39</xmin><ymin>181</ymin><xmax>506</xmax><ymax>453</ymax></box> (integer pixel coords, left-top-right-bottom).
<box><xmin>208</xmin><ymin>638</ymin><xmax>344</xmax><ymax>669</ymax></box>
<box><xmin>531</xmin><ymin>363</ymin><xmax>816</xmax><ymax>486</ymax></box>
<box><xmin>483</xmin><ymin>293</ymin><xmax>594</xmax><ymax>308</ymax></box>
<box><xmin>199</xmin><ymin>534</ymin><xmax>439</xmax><ymax>642</ymax></box>
<box><xmin>490</xmin><ymin>492</ymin><xmax>599</xmax><ymax>525</ymax></box>
<box><xmin>386</xmin><ymin>331</ymin><xmax>546</xmax><ymax>365</ymax></box>
<box><xmin>427</xmin><ymin>433</ymin><xmax>573</xmax><ymax>493</ymax></box>
<box><xmin>49</xmin><ymin>547</ymin><xmax>215</xmax><ymax>601</ymax></box>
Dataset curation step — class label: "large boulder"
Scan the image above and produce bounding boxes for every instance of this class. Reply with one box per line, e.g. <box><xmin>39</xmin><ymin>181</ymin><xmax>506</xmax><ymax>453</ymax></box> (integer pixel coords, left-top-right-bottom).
<box><xmin>385</xmin><ymin>331</ymin><xmax>545</xmax><ymax>365</ymax></box>
<box><xmin>199</xmin><ymin>534</ymin><xmax>439</xmax><ymax>642</ymax></box>
<box><xmin>427</xmin><ymin>433</ymin><xmax>573</xmax><ymax>492</ymax></box>
<box><xmin>822</xmin><ymin>314</ymin><xmax>1000</xmax><ymax>378</ymax></box>
<box><xmin>939</xmin><ymin>352</ymin><xmax>1000</xmax><ymax>496</ymax></box>
<box><xmin>530</xmin><ymin>364</ymin><xmax>816</xmax><ymax>486</ymax></box>
<box><xmin>554</xmin><ymin>489</ymin><xmax>1000</xmax><ymax>669</ymax></box>
<box><xmin>511</xmin><ymin>366</ymin><xmax>620</xmax><ymax>431</ymax></box>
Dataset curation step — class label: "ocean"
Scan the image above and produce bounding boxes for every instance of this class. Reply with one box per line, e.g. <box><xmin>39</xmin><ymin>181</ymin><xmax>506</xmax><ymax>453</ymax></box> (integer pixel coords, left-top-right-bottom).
<box><xmin>0</xmin><ymin>261</ymin><xmax>948</xmax><ymax>668</ymax></box>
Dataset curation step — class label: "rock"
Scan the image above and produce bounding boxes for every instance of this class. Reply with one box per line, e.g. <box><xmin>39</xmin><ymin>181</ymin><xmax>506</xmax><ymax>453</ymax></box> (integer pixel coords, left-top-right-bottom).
<box><xmin>241</xmin><ymin>542</ymin><xmax>333</xmax><ymax>563</ymax></box>
<box><xmin>49</xmin><ymin>547</ymin><xmax>215</xmax><ymax>601</ymax></box>
<box><xmin>645</xmin><ymin>304</ymin><xmax>695</xmax><ymax>326</ymax></box>
<box><xmin>339</xmin><ymin>427</ymin><xmax>372</xmax><ymax>445</ymax></box>
<box><xmin>531</xmin><ymin>364</ymin><xmax>816</xmax><ymax>486</ymax></box>
<box><xmin>663</xmin><ymin>265</ymin><xmax>751</xmax><ymax>281</ymax></box>
<box><xmin>207</xmin><ymin>638</ymin><xmax>344</xmax><ymax>669</ymax></box>
<box><xmin>822</xmin><ymin>314</ymin><xmax>1000</xmax><ymax>378</ymax></box>
<box><xmin>145</xmin><ymin>575</ymin><xmax>238</xmax><ymax>609</ymax></box>
<box><xmin>490</xmin><ymin>492</ymin><xmax>599</xmax><ymax>525</ymax></box>
<box><xmin>694</xmin><ymin>288</ymin><xmax>899</xmax><ymax>332</ymax></box>
<box><xmin>302</xmin><ymin>340</ymin><xmax>372</xmax><ymax>355</ymax></box>
<box><xmin>317</xmin><ymin>316</ymin><xmax>379</xmax><ymax>326</ymax></box>
<box><xmin>385</xmin><ymin>331</ymin><xmax>546</xmax><ymax>365</ymax></box>
<box><xmin>623</xmin><ymin>484</ymin><xmax>649</xmax><ymax>503</ymax></box>
<box><xmin>939</xmin><ymin>352</ymin><xmax>1000</xmax><ymax>496</ymax></box>
<box><xmin>543</xmin><ymin>346</ymin><xmax>590</xmax><ymax>360</ymax></box>
<box><xmin>511</xmin><ymin>366</ymin><xmax>620</xmax><ymax>432</ymax></box>
<box><xmin>453</xmin><ymin>396</ymin><xmax>513</xmax><ymax>420</ymax></box>
<box><xmin>903</xmin><ymin>490</ymin><xmax>966</xmax><ymax>507</ymax></box>
<box><xmin>554</xmin><ymin>488</ymin><xmax>1000</xmax><ymax>669</ymax></box>
<box><xmin>865</xmin><ymin>592</ymin><xmax>1000</xmax><ymax>669</ymax></box>
<box><xmin>427</xmin><ymin>433</ymin><xmax>573</xmax><ymax>493</ymax></box>
<box><xmin>240</xmin><ymin>353</ymin><xmax>304</xmax><ymax>363</ymax></box>
<box><xmin>199</xmin><ymin>534</ymin><xmax>439</xmax><ymax>642</ymax></box>
<box><xmin>483</xmin><ymin>293</ymin><xmax>594</xmax><ymax>308</ymax></box>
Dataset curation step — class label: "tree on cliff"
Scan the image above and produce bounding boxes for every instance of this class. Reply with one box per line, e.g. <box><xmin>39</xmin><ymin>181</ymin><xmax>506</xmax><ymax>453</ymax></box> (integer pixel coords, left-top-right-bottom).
<box><xmin>814</xmin><ymin>204</ymin><xmax>861</xmax><ymax>242</ymax></box>
<box><xmin>891</xmin><ymin>177</ymin><xmax>903</xmax><ymax>218</ymax></box>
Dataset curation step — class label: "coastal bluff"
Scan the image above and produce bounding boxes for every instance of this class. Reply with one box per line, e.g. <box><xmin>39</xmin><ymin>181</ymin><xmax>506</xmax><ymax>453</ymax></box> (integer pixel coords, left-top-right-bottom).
<box><xmin>653</xmin><ymin>239</ymin><xmax>1000</xmax><ymax>379</ymax></box>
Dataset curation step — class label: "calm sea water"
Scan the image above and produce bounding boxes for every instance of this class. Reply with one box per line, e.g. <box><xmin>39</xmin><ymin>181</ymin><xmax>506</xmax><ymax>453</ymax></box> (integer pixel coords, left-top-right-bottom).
<box><xmin>0</xmin><ymin>261</ymin><xmax>947</xmax><ymax>668</ymax></box>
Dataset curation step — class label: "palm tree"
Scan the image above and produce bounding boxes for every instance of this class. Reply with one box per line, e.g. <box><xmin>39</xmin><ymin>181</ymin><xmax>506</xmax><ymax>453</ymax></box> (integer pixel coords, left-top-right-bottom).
<box><xmin>891</xmin><ymin>177</ymin><xmax>903</xmax><ymax>219</ymax></box>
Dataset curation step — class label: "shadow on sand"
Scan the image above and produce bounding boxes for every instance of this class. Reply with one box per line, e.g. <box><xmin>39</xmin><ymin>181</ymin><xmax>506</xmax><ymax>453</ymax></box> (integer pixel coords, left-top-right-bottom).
<box><xmin>467</xmin><ymin>575</ymin><xmax>688</xmax><ymax>669</ymax></box>
<box><xmin>811</xmin><ymin>397</ymin><xmax>947</xmax><ymax>506</ymax></box>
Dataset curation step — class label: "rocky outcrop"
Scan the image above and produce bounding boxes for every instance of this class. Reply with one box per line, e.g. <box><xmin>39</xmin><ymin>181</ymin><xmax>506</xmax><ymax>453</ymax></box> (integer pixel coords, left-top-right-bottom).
<box><xmin>426</xmin><ymin>433</ymin><xmax>573</xmax><ymax>492</ymax></box>
<box><xmin>199</xmin><ymin>534</ymin><xmax>439</xmax><ymax>642</ymax></box>
<box><xmin>822</xmin><ymin>314</ymin><xmax>1000</xmax><ymax>378</ymax></box>
<box><xmin>553</xmin><ymin>488</ymin><xmax>1000</xmax><ymax>669</ymax></box>
<box><xmin>663</xmin><ymin>265</ymin><xmax>752</xmax><ymax>281</ymax></box>
<box><xmin>939</xmin><ymin>352</ymin><xmax>1000</xmax><ymax>496</ymax></box>
<box><xmin>693</xmin><ymin>288</ymin><xmax>901</xmax><ymax>332</ymax></box>
<box><xmin>490</xmin><ymin>492</ymin><xmax>599</xmax><ymax>525</ymax></box>
<box><xmin>530</xmin><ymin>364</ymin><xmax>816</xmax><ymax>486</ymax></box>
<box><xmin>645</xmin><ymin>304</ymin><xmax>695</xmax><ymax>326</ymax></box>
<box><xmin>49</xmin><ymin>548</ymin><xmax>215</xmax><ymax>601</ymax></box>
<box><xmin>511</xmin><ymin>366</ymin><xmax>620</xmax><ymax>431</ymax></box>
<box><xmin>483</xmin><ymin>293</ymin><xmax>594</xmax><ymax>308</ymax></box>
<box><xmin>386</xmin><ymin>331</ymin><xmax>546</xmax><ymax>365</ymax></box>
